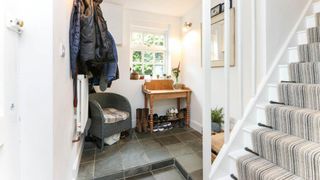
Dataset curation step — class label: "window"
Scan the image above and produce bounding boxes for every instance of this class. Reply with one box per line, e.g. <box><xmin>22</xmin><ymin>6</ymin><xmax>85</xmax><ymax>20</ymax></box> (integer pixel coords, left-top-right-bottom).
<box><xmin>130</xmin><ymin>30</ymin><xmax>168</xmax><ymax>77</ymax></box>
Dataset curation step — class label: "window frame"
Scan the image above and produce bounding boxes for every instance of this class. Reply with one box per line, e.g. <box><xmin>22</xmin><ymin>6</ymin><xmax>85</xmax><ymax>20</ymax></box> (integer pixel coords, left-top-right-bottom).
<box><xmin>130</xmin><ymin>26</ymin><xmax>169</xmax><ymax>77</ymax></box>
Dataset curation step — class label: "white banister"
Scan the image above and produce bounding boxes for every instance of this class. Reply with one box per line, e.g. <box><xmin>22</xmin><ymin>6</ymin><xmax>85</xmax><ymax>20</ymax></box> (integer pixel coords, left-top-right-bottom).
<box><xmin>237</xmin><ymin>0</ymin><xmax>243</xmax><ymax>115</ymax></box>
<box><xmin>202</xmin><ymin>0</ymin><xmax>212</xmax><ymax>179</ymax></box>
<box><xmin>251</xmin><ymin>0</ymin><xmax>256</xmax><ymax>96</ymax></box>
<box><xmin>224</xmin><ymin>0</ymin><xmax>231</xmax><ymax>143</ymax></box>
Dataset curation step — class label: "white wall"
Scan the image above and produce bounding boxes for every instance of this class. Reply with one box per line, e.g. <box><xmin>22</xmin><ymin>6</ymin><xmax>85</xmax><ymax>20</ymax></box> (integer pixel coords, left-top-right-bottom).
<box><xmin>17</xmin><ymin>0</ymin><xmax>54</xmax><ymax>179</ymax></box>
<box><xmin>265</xmin><ymin>0</ymin><xmax>309</xmax><ymax>69</ymax></box>
<box><xmin>53</xmin><ymin>0</ymin><xmax>83</xmax><ymax>180</ymax></box>
<box><xmin>0</xmin><ymin>1</ymin><xmax>20</xmax><ymax>180</ymax></box>
<box><xmin>181</xmin><ymin>2</ymin><xmax>204</xmax><ymax>132</ymax></box>
<box><xmin>104</xmin><ymin>6</ymin><xmax>184</xmax><ymax>128</ymax></box>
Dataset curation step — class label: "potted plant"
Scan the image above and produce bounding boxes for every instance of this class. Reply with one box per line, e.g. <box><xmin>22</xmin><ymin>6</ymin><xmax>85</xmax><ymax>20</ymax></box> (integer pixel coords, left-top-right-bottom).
<box><xmin>172</xmin><ymin>62</ymin><xmax>183</xmax><ymax>89</ymax></box>
<box><xmin>211</xmin><ymin>107</ymin><xmax>224</xmax><ymax>133</ymax></box>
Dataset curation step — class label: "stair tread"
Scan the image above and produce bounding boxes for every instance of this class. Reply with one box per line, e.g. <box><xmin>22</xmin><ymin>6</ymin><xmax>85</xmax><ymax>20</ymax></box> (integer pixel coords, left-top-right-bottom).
<box><xmin>252</xmin><ymin>128</ymin><xmax>320</xmax><ymax>179</ymax></box>
<box><xmin>228</xmin><ymin>149</ymin><xmax>249</xmax><ymax>160</ymax></box>
<box><xmin>237</xmin><ymin>154</ymin><xmax>303</xmax><ymax>180</ymax></box>
<box><xmin>242</xmin><ymin>125</ymin><xmax>259</xmax><ymax>133</ymax></box>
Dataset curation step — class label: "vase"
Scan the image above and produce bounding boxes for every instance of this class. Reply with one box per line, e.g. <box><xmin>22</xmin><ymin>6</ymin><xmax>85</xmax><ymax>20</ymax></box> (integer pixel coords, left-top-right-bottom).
<box><xmin>211</xmin><ymin>122</ymin><xmax>222</xmax><ymax>133</ymax></box>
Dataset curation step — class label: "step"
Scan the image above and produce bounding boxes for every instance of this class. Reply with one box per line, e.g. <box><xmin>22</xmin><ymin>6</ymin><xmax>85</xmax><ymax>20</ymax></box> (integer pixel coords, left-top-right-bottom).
<box><xmin>237</xmin><ymin>154</ymin><xmax>304</xmax><ymax>180</ymax></box>
<box><xmin>278</xmin><ymin>64</ymin><xmax>289</xmax><ymax>82</ymax></box>
<box><xmin>252</xmin><ymin>128</ymin><xmax>320</xmax><ymax>179</ymax></box>
<box><xmin>267</xmin><ymin>83</ymin><xmax>278</xmax><ymax>102</ymax></box>
<box><xmin>288</xmin><ymin>46</ymin><xmax>299</xmax><ymax>63</ymax></box>
<box><xmin>228</xmin><ymin>149</ymin><xmax>250</xmax><ymax>177</ymax></box>
<box><xmin>265</xmin><ymin>104</ymin><xmax>320</xmax><ymax>143</ymax></box>
<box><xmin>278</xmin><ymin>83</ymin><xmax>320</xmax><ymax>110</ymax></box>
<box><xmin>288</xmin><ymin>62</ymin><xmax>320</xmax><ymax>84</ymax></box>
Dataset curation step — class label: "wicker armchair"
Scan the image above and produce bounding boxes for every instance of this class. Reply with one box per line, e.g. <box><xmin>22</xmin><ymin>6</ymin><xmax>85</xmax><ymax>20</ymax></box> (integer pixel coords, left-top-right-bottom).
<box><xmin>89</xmin><ymin>93</ymin><xmax>132</xmax><ymax>150</ymax></box>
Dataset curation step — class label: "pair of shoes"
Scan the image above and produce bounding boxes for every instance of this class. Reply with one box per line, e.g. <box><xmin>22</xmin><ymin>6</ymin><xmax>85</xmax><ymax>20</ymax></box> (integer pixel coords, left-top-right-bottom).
<box><xmin>153</xmin><ymin>124</ymin><xmax>164</xmax><ymax>132</ymax></box>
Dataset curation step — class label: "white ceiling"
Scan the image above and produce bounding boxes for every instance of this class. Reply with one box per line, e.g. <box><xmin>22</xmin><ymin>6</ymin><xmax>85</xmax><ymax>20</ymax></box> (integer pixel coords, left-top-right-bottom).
<box><xmin>103</xmin><ymin>0</ymin><xmax>201</xmax><ymax>17</ymax></box>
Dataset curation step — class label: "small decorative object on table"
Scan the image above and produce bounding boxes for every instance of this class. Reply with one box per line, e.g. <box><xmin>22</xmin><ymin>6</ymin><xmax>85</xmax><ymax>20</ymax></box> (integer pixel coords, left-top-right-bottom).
<box><xmin>211</xmin><ymin>107</ymin><xmax>224</xmax><ymax>133</ymax></box>
<box><xmin>172</xmin><ymin>62</ymin><xmax>183</xmax><ymax>89</ymax></box>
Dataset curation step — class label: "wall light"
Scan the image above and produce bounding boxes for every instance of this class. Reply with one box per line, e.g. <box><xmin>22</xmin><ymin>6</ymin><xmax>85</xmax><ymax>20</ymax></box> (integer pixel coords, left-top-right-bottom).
<box><xmin>183</xmin><ymin>22</ymin><xmax>193</xmax><ymax>32</ymax></box>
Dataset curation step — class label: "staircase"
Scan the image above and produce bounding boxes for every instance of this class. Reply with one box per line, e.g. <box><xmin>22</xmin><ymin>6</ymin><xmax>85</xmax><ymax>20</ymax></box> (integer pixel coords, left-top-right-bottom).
<box><xmin>210</xmin><ymin>1</ymin><xmax>320</xmax><ymax>179</ymax></box>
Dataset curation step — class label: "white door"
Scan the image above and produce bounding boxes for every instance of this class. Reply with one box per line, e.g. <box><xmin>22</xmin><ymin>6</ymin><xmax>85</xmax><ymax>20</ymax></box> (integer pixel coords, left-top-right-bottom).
<box><xmin>0</xmin><ymin>0</ymin><xmax>21</xmax><ymax>179</ymax></box>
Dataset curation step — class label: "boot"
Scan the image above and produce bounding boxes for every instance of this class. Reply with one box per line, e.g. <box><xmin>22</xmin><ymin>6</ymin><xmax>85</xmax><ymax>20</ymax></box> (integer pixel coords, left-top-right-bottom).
<box><xmin>136</xmin><ymin>108</ymin><xmax>142</xmax><ymax>133</ymax></box>
<box><xmin>142</xmin><ymin>108</ymin><xmax>149</xmax><ymax>133</ymax></box>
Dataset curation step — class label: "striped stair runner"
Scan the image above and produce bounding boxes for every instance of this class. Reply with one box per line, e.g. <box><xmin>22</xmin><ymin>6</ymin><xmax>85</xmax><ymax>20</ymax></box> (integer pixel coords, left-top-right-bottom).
<box><xmin>236</xmin><ymin>18</ymin><xmax>320</xmax><ymax>180</ymax></box>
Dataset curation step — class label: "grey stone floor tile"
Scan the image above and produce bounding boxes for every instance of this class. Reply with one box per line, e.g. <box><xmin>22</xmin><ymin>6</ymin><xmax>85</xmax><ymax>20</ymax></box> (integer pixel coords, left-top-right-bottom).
<box><xmin>190</xmin><ymin>131</ymin><xmax>202</xmax><ymax>139</ymax></box>
<box><xmin>126</xmin><ymin>172</ymin><xmax>155</xmax><ymax>180</ymax></box>
<box><xmin>165</xmin><ymin>143</ymin><xmax>194</xmax><ymax>157</ymax></box>
<box><xmin>145</xmin><ymin>148</ymin><xmax>172</xmax><ymax>163</ymax></box>
<box><xmin>184</xmin><ymin>140</ymin><xmax>202</xmax><ymax>153</ymax></box>
<box><xmin>78</xmin><ymin>162</ymin><xmax>94</xmax><ymax>180</ymax></box>
<box><xmin>118</xmin><ymin>142</ymin><xmax>145</xmax><ymax>153</ymax></box>
<box><xmin>169</xmin><ymin>128</ymin><xmax>190</xmax><ymax>134</ymax></box>
<box><xmin>175</xmin><ymin>153</ymin><xmax>202</xmax><ymax>173</ymax></box>
<box><xmin>174</xmin><ymin>132</ymin><xmax>198</xmax><ymax>142</ymax></box>
<box><xmin>120</xmin><ymin>149</ymin><xmax>150</xmax><ymax>169</ymax></box>
<box><xmin>140</xmin><ymin>139</ymin><xmax>163</xmax><ymax>151</ymax></box>
<box><xmin>84</xmin><ymin>142</ymin><xmax>97</xmax><ymax>151</ymax></box>
<box><xmin>81</xmin><ymin>149</ymin><xmax>95</xmax><ymax>164</ymax></box>
<box><xmin>95</xmin><ymin>146</ymin><xmax>120</xmax><ymax>161</ymax></box>
<box><xmin>156</xmin><ymin>135</ymin><xmax>181</xmax><ymax>146</ymax></box>
<box><xmin>94</xmin><ymin>152</ymin><xmax>123</xmax><ymax>178</ymax></box>
<box><xmin>135</xmin><ymin>132</ymin><xmax>154</xmax><ymax>140</ymax></box>
<box><xmin>190</xmin><ymin>169</ymin><xmax>203</xmax><ymax>180</ymax></box>
<box><xmin>153</xmin><ymin>167</ymin><xmax>185</xmax><ymax>180</ymax></box>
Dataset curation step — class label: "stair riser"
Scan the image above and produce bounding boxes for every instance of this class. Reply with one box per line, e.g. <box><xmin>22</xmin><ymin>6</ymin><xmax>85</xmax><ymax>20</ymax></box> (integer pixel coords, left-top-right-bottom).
<box><xmin>289</xmin><ymin>62</ymin><xmax>320</xmax><ymax>84</ymax></box>
<box><xmin>296</xmin><ymin>31</ymin><xmax>308</xmax><ymax>45</ymax></box>
<box><xmin>278</xmin><ymin>65</ymin><xmax>290</xmax><ymax>81</ymax></box>
<box><xmin>305</xmin><ymin>13</ymin><xmax>320</xmax><ymax>29</ymax></box>
<box><xmin>288</xmin><ymin>47</ymin><xmax>300</xmax><ymax>63</ymax></box>
<box><xmin>298</xmin><ymin>43</ymin><xmax>320</xmax><ymax>62</ymax></box>
<box><xmin>313</xmin><ymin>2</ymin><xmax>320</xmax><ymax>15</ymax></box>
<box><xmin>268</xmin><ymin>84</ymin><xmax>279</xmax><ymax>102</ymax></box>
<box><xmin>265</xmin><ymin>105</ymin><xmax>320</xmax><ymax>143</ymax></box>
<box><xmin>256</xmin><ymin>105</ymin><xmax>267</xmax><ymax>125</ymax></box>
<box><xmin>279</xmin><ymin>83</ymin><xmax>320</xmax><ymax>110</ymax></box>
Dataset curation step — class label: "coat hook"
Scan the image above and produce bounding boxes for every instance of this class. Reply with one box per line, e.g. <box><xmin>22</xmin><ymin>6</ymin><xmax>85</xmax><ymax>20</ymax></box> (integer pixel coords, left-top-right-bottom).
<box><xmin>7</xmin><ymin>17</ymin><xmax>24</xmax><ymax>34</ymax></box>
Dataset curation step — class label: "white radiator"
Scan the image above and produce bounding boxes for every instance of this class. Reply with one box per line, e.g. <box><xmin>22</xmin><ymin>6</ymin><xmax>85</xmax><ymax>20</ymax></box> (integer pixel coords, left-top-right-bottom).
<box><xmin>76</xmin><ymin>75</ymin><xmax>89</xmax><ymax>134</ymax></box>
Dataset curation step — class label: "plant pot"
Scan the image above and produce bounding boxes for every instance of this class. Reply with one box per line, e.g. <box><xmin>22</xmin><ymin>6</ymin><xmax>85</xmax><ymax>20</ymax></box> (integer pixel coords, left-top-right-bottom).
<box><xmin>211</xmin><ymin>122</ymin><xmax>221</xmax><ymax>133</ymax></box>
<box><xmin>173</xmin><ymin>83</ymin><xmax>185</xmax><ymax>89</ymax></box>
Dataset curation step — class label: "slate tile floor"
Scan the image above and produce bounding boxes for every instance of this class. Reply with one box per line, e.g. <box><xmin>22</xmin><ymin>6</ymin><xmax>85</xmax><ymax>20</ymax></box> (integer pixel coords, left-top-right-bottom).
<box><xmin>78</xmin><ymin>128</ymin><xmax>203</xmax><ymax>180</ymax></box>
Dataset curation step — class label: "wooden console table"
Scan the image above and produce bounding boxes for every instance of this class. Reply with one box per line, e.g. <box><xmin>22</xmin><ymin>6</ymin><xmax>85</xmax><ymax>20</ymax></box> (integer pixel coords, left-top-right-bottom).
<box><xmin>142</xmin><ymin>80</ymin><xmax>192</xmax><ymax>133</ymax></box>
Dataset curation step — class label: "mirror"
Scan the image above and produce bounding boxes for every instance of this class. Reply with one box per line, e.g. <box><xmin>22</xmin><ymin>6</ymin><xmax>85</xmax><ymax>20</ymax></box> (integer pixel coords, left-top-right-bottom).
<box><xmin>210</xmin><ymin>6</ymin><xmax>235</xmax><ymax>68</ymax></box>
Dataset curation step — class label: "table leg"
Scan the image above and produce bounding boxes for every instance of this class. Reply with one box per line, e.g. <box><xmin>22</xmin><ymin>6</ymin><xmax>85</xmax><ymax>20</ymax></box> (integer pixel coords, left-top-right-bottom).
<box><xmin>186</xmin><ymin>93</ymin><xmax>191</xmax><ymax>128</ymax></box>
<box><xmin>177</xmin><ymin>98</ymin><xmax>181</xmax><ymax>110</ymax></box>
<box><xmin>144</xmin><ymin>94</ymin><xmax>148</xmax><ymax>108</ymax></box>
<box><xmin>149</xmin><ymin>95</ymin><xmax>154</xmax><ymax>133</ymax></box>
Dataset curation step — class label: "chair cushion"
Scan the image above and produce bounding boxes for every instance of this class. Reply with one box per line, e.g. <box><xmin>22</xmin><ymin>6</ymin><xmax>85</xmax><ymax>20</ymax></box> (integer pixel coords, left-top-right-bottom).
<box><xmin>102</xmin><ymin>108</ymin><xmax>129</xmax><ymax>124</ymax></box>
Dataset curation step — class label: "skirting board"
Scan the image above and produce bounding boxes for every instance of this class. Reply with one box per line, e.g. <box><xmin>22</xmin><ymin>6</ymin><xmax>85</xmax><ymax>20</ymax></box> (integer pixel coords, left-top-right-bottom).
<box><xmin>72</xmin><ymin>136</ymin><xmax>85</xmax><ymax>180</ymax></box>
<box><xmin>190</xmin><ymin>120</ymin><xmax>203</xmax><ymax>134</ymax></box>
